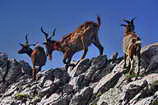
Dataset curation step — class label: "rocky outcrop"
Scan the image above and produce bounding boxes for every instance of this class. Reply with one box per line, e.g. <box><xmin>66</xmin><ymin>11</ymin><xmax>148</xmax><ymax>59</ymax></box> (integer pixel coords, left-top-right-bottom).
<box><xmin>0</xmin><ymin>43</ymin><xmax>158</xmax><ymax>105</ymax></box>
<box><xmin>0</xmin><ymin>52</ymin><xmax>31</xmax><ymax>94</ymax></box>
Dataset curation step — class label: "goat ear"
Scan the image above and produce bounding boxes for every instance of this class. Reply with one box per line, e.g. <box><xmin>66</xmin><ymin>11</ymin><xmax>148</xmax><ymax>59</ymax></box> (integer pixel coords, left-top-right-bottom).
<box><xmin>43</xmin><ymin>42</ymin><xmax>47</xmax><ymax>45</ymax></box>
<box><xmin>123</xmin><ymin>19</ymin><xmax>130</xmax><ymax>24</ymax></box>
<box><xmin>120</xmin><ymin>24</ymin><xmax>127</xmax><ymax>27</ymax></box>
<box><xmin>19</xmin><ymin>43</ymin><xmax>24</xmax><ymax>47</ymax></box>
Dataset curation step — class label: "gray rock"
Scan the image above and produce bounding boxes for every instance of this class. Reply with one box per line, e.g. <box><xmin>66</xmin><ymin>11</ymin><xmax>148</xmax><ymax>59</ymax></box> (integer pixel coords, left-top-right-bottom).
<box><xmin>120</xmin><ymin>74</ymin><xmax>158</xmax><ymax>105</ymax></box>
<box><xmin>69</xmin><ymin>74</ymin><xmax>89</xmax><ymax>90</ymax></box>
<box><xmin>0</xmin><ymin>55</ymin><xmax>32</xmax><ymax>94</ymax></box>
<box><xmin>97</xmin><ymin>88</ymin><xmax>121</xmax><ymax>105</ymax></box>
<box><xmin>141</xmin><ymin>43</ymin><xmax>158</xmax><ymax>73</ymax></box>
<box><xmin>1</xmin><ymin>43</ymin><xmax>158</xmax><ymax>105</ymax></box>
<box><xmin>93</xmin><ymin>71</ymin><xmax>122</xmax><ymax>95</ymax></box>
<box><xmin>52</xmin><ymin>68</ymin><xmax>70</xmax><ymax>84</ymax></box>
<box><xmin>39</xmin><ymin>83</ymin><xmax>59</xmax><ymax>98</ymax></box>
<box><xmin>69</xmin><ymin>58</ymin><xmax>91</xmax><ymax>77</ymax></box>
<box><xmin>91</xmin><ymin>55</ymin><xmax>108</xmax><ymax>70</ymax></box>
<box><xmin>110</xmin><ymin>52</ymin><xmax>118</xmax><ymax>62</ymax></box>
<box><xmin>69</xmin><ymin>87</ymin><xmax>93</xmax><ymax>105</ymax></box>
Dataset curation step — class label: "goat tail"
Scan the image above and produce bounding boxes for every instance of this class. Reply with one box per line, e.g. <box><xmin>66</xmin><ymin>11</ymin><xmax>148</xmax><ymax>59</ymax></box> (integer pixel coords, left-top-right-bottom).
<box><xmin>96</xmin><ymin>16</ymin><xmax>101</xmax><ymax>27</ymax></box>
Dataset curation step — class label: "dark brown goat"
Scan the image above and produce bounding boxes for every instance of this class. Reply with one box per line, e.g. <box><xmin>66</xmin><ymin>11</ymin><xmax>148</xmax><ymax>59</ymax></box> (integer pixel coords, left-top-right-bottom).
<box><xmin>41</xmin><ymin>16</ymin><xmax>104</xmax><ymax>69</ymax></box>
<box><xmin>18</xmin><ymin>34</ymin><xmax>47</xmax><ymax>80</ymax></box>
<box><xmin>121</xmin><ymin>18</ymin><xmax>141</xmax><ymax>77</ymax></box>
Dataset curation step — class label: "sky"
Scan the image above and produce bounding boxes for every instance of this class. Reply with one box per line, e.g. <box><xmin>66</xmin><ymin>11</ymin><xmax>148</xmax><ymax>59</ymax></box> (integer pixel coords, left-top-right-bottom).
<box><xmin>0</xmin><ymin>0</ymin><xmax>158</xmax><ymax>70</ymax></box>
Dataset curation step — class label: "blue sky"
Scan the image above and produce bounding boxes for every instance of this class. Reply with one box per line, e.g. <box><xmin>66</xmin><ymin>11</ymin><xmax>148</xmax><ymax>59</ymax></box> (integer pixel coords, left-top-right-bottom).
<box><xmin>0</xmin><ymin>0</ymin><xmax>158</xmax><ymax>70</ymax></box>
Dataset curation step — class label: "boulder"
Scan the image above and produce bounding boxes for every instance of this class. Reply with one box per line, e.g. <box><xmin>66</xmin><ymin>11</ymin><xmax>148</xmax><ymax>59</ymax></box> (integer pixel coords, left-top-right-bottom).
<box><xmin>69</xmin><ymin>87</ymin><xmax>93</xmax><ymax>105</ymax></box>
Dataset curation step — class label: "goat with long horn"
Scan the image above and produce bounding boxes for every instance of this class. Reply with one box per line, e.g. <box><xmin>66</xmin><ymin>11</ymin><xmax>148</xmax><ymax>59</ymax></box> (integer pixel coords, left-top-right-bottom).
<box><xmin>121</xmin><ymin>18</ymin><xmax>141</xmax><ymax>79</ymax></box>
<box><xmin>41</xmin><ymin>16</ymin><xmax>104</xmax><ymax>70</ymax></box>
<box><xmin>18</xmin><ymin>34</ymin><xmax>47</xmax><ymax>80</ymax></box>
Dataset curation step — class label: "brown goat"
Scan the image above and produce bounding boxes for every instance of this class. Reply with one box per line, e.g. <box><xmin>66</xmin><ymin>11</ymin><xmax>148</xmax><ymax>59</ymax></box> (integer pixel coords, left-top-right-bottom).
<box><xmin>41</xmin><ymin>16</ymin><xmax>104</xmax><ymax>70</ymax></box>
<box><xmin>121</xmin><ymin>18</ymin><xmax>141</xmax><ymax>77</ymax></box>
<box><xmin>18</xmin><ymin>34</ymin><xmax>47</xmax><ymax>80</ymax></box>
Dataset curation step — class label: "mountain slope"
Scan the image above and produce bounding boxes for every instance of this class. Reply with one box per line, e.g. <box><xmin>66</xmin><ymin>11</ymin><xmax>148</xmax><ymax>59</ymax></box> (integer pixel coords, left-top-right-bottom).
<box><xmin>0</xmin><ymin>43</ymin><xmax>158</xmax><ymax>105</ymax></box>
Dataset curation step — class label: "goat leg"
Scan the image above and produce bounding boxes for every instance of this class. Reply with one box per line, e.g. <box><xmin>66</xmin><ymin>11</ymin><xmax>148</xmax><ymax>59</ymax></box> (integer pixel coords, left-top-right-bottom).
<box><xmin>135</xmin><ymin>53</ymin><xmax>141</xmax><ymax>80</ymax></box>
<box><xmin>130</xmin><ymin>59</ymin><xmax>135</xmax><ymax>75</ymax></box>
<box><xmin>80</xmin><ymin>39</ymin><xmax>88</xmax><ymax>60</ymax></box>
<box><xmin>32</xmin><ymin>67</ymin><xmax>37</xmax><ymax>80</ymax></box>
<box><xmin>63</xmin><ymin>54</ymin><xmax>75</xmax><ymax>70</ymax></box>
<box><xmin>92</xmin><ymin>37</ymin><xmax>104</xmax><ymax>55</ymax></box>
<box><xmin>128</xmin><ymin>58</ymin><xmax>132</xmax><ymax>74</ymax></box>
<box><xmin>38</xmin><ymin>66</ymin><xmax>42</xmax><ymax>72</ymax></box>
<box><xmin>124</xmin><ymin>54</ymin><xmax>127</xmax><ymax>68</ymax></box>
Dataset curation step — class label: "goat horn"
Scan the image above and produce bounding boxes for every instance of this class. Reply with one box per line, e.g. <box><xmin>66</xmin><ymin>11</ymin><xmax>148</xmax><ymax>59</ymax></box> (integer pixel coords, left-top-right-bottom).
<box><xmin>41</xmin><ymin>27</ymin><xmax>49</xmax><ymax>40</ymax></box>
<box><xmin>50</xmin><ymin>28</ymin><xmax>56</xmax><ymax>39</ymax></box>
<box><xmin>25</xmin><ymin>33</ymin><xmax>29</xmax><ymax>44</ymax></box>
<box><xmin>120</xmin><ymin>24</ymin><xmax>126</xmax><ymax>27</ymax></box>
<box><xmin>19</xmin><ymin>43</ymin><xmax>24</xmax><ymax>47</ymax></box>
<box><xmin>131</xmin><ymin>17</ymin><xmax>136</xmax><ymax>23</ymax></box>
<box><xmin>123</xmin><ymin>19</ymin><xmax>130</xmax><ymax>24</ymax></box>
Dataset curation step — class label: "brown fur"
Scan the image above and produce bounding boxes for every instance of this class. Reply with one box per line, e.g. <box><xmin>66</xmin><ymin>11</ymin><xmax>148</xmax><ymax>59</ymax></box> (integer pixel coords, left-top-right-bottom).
<box><xmin>122</xmin><ymin>18</ymin><xmax>141</xmax><ymax>78</ymax></box>
<box><xmin>18</xmin><ymin>35</ymin><xmax>47</xmax><ymax>80</ymax></box>
<box><xmin>41</xmin><ymin>16</ymin><xmax>104</xmax><ymax>69</ymax></box>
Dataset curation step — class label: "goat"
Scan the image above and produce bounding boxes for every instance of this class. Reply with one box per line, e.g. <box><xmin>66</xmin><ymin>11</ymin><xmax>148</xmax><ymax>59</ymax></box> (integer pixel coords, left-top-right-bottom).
<box><xmin>41</xmin><ymin>16</ymin><xmax>104</xmax><ymax>70</ymax></box>
<box><xmin>121</xmin><ymin>18</ymin><xmax>141</xmax><ymax>77</ymax></box>
<box><xmin>18</xmin><ymin>34</ymin><xmax>47</xmax><ymax>80</ymax></box>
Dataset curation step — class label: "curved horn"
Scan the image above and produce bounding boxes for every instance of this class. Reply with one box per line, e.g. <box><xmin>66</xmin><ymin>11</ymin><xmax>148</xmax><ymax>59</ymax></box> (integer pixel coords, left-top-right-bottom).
<box><xmin>123</xmin><ymin>19</ymin><xmax>130</xmax><ymax>24</ymax></box>
<box><xmin>120</xmin><ymin>24</ymin><xmax>127</xmax><ymax>27</ymax></box>
<box><xmin>25</xmin><ymin>33</ymin><xmax>29</xmax><ymax>44</ymax></box>
<box><xmin>96</xmin><ymin>15</ymin><xmax>101</xmax><ymax>26</ymax></box>
<box><xmin>50</xmin><ymin>28</ymin><xmax>56</xmax><ymax>39</ymax></box>
<box><xmin>131</xmin><ymin>17</ymin><xmax>136</xmax><ymax>23</ymax></box>
<box><xmin>41</xmin><ymin>27</ymin><xmax>49</xmax><ymax>40</ymax></box>
<box><xmin>19</xmin><ymin>43</ymin><xmax>24</xmax><ymax>47</ymax></box>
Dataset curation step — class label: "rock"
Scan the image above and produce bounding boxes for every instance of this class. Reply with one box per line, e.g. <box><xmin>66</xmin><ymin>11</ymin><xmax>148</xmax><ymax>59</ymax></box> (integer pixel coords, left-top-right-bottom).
<box><xmin>69</xmin><ymin>74</ymin><xmax>89</xmax><ymax>90</ymax></box>
<box><xmin>18</xmin><ymin>60</ymin><xmax>32</xmax><ymax>75</ymax></box>
<box><xmin>130</xmin><ymin>91</ymin><xmax>158</xmax><ymax>105</ymax></box>
<box><xmin>110</xmin><ymin>52</ymin><xmax>118</xmax><ymax>62</ymax></box>
<box><xmin>1</xmin><ymin>43</ymin><xmax>158</xmax><ymax>105</ymax></box>
<box><xmin>69</xmin><ymin>87</ymin><xmax>93</xmax><ymax>105</ymax></box>
<box><xmin>97</xmin><ymin>88</ymin><xmax>121</xmax><ymax>105</ymax></box>
<box><xmin>0</xmin><ymin>54</ymin><xmax>32</xmax><ymax>94</ymax></box>
<box><xmin>51</xmin><ymin>94</ymin><xmax>73</xmax><ymax>105</ymax></box>
<box><xmin>52</xmin><ymin>68</ymin><xmax>70</xmax><ymax>85</ymax></box>
<box><xmin>91</xmin><ymin>55</ymin><xmax>108</xmax><ymax>70</ymax></box>
<box><xmin>39</xmin><ymin>83</ymin><xmax>59</xmax><ymax>98</ymax></box>
<box><xmin>93</xmin><ymin>70</ymin><xmax>122</xmax><ymax>95</ymax></box>
<box><xmin>68</xmin><ymin>58</ymin><xmax>91</xmax><ymax>77</ymax></box>
<box><xmin>145</xmin><ymin>56</ymin><xmax>158</xmax><ymax>74</ymax></box>
<box><xmin>100</xmin><ymin>102</ymin><xmax>108</xmax><ymax>105</ymax></box>
<box><xmin>39</xmin><ymin>93</ymin><xmax>61</xmax><ymax>105</ymax></box>
<box><xmin>120</xmin><ymin>74</ymin><xmax>158</xmax><ymax>105</ymax></box>
<box><xmin>86</xmin><ymin>63</ymin><xmax>114</xmax><ymax>83</ymax></box>
<box><xmin>62</xmin><ymin>84</ymin><xmax>74</xmax><ymax>95</ymax></box>
<box><xmin>39</xmin><ymin>68</ymin><xmax>70</xmax><ymax>88</ymax></box>
<box><xmin>141</xmin><ymin>43</ymin><xmax>158</xmax><ymax>72</ymax></box>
